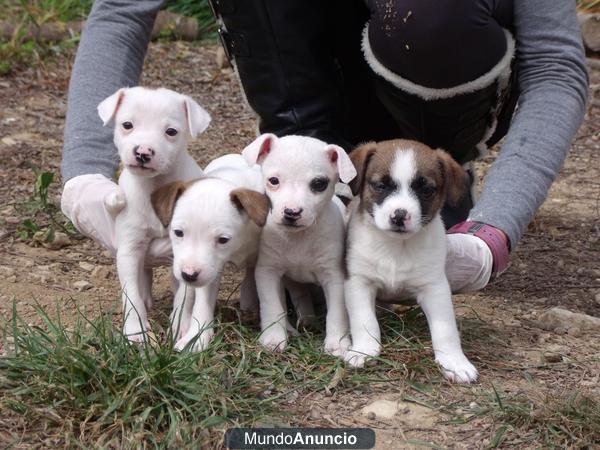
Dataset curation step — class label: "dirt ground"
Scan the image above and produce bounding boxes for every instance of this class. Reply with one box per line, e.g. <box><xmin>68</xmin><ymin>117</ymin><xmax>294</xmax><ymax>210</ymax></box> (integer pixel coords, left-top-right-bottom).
<box><xmin>0</xmin><ymin>42</ymin><xmax>599</xmax><ymax>448</ymax></box>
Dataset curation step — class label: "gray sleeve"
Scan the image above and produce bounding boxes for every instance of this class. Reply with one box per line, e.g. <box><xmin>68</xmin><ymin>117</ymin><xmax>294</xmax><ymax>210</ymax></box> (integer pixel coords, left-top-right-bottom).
<box><xmin>61</xmin><ymin>0</ymin><xmax>164</xmax><ymax>183</ymax></box>
<box><xmin>468</xmin><ymin>0</ymin><xmax>589</xmax><ymax>249</ymax></box>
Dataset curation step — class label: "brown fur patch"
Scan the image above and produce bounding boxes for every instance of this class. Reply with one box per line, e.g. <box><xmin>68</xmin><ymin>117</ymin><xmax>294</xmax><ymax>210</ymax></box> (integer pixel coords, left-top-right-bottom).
<box><xmin>230</xmin><ymin>188</ymin><xmax>271</xmax><ymax>227</ymax></box>
<box><xmin>151</xmin><ymin>179</ymin><xmax>198</xmax><ymax>227</ymax></box>
<box><xmin>435</xmin><ymin>149</ymin><xmax>470</xmax><ymax>206</ymax></box>
<box><xmin>352</xmin><ymin>139</ymin><xmax>469</xmax><ymax>222</ymax></box>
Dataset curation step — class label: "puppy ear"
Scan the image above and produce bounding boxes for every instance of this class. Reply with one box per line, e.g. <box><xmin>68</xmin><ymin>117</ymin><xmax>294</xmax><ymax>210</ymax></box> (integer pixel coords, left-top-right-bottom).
<box><xmin>230</xmin><ymin>188</ymin><xmax>271</xmax><ymax>227</ymax></box>
<box><xmin>348</xmin><ymin>142</ymin><xmax>377</xmax><ymax>196</ymax></box>
<box><xmin>151</xmin><ymin>181</ymin><xmax>188</xmax><ymax>227</ymax></box>
<box><xmin>436</xmin><ymin>149</ymin><xmax>470</xmax><ymax>206</ymax></box>
<box><xmin>325</xmin><ymin>145</ymin><xmax>357</xmax><ymax>184</ymax></box>
<box><xmin>241</xmin><ymin>133</ymin><xmax>278</xmax><ymax>166</ymax></box>
<box><xmin>97</xmin><ymin>88</ymin><xmax>126</xmax><ymax>126</ymax></box>
<box><xmin>183</xmin><ymin>95</ymin><xmax>211</xmax><ymax>138</ymax></box>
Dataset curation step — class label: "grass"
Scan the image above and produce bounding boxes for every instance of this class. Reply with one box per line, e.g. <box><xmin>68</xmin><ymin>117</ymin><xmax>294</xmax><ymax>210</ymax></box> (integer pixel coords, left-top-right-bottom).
<box><xmin>1</xmin><ymin>300</ymin><xmax>599</xmax><ymax>447</ymax></box>
<box><xmin>0</xmin><ymin>0</ymin><xmax>216</xmax><ymax>75</ymax></box>
<box><xmin>577</xmin><ymin>0</ymin><xmax>600</xmax><ymax>13</ymax></box>
<box><xmin>0</xmin><ymin>302</ymin><xmax>438</xmax><ymax>447</ymax></box>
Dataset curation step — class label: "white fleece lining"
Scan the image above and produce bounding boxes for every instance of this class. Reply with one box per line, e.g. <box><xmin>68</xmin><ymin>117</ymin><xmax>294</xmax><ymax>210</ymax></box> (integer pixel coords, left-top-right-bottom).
<box><xmin>362</xmin><ymin>24</ymin><xmax>516</xmax><ymax>101</ymax></box>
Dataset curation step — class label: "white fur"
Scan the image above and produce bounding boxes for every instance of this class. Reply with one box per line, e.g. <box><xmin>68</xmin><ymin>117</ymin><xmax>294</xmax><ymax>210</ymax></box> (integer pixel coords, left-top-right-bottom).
<box><xmin>362</xmin><ymin>24</ymin><xmax>515</xmax><ymax>102</ymax></box>
<box><xmin>168</xmin><ymin>158</ymin><xmax>264</xmax><ymax>351</ymax></box>
<box><xmin>344</xmin><ymin>148</ymin><xmax>478</xmax><ymax>383</ymax></box>
<box><xmin>244</xmin><ymin>134</ymin><xmax>356</xmax><ymax>356</ymax></box>
<box><xmin>100</xmin><ymin>86</ymin><xmax>210</xmax><ymax>342</ymax></box>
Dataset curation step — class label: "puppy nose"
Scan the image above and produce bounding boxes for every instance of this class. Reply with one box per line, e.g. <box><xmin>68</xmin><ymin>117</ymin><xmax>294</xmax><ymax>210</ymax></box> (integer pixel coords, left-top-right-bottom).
<box><xmin>181</xmin><ymin>270</ymin><xmax>200</xmax><ymax>282</ymax></box>
<box><xmin>133</xmin><ymin>145</ymin><xmax>154</xmax><ymax>164</ymax></box>
<box><xmin>390</xmin><ymin>208</ymin><xmax>410</xmax><ymax>226</ymax></box>
<box><xmin>283</xmin><ymin>207</ymin><xmax>303</xmax><ymax>220</ymax></box>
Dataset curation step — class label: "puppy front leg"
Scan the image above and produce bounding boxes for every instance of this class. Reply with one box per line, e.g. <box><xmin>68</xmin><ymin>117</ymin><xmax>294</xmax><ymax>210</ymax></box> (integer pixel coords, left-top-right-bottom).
<box><xmin>174</xmin><ymin>277</ymin><xmax>220</xmax><ymax>352</ymax></box>
<box><xmin>170</xmin><ymin>282</ymin><xmax>196</xmax><ymax>340</ymax></box>
<box><xmin>318</xmin><ymin>271</ymin><xmax>350</xmax><ymax>357</ymax></box>
<box><xmin>417</xmin><ymin>280</ymin><xmax>478</xmax><ymax>383</ymax></box>
<box><xmin>117</xmin><ymin>245</ymin><xmax>149</xmax><ymax>342</ymax></box>
<box><xmin>256</xmin><ymin>266</ymin><xmax>288</xmax><ymax>352</ymax></box>
<box><xmin>344</xmin><ymin>276</ymin><xmax>380</xmax><ymax>367</ymax></box>
<box><xmin>139</xmin><ymin>268</ymin><xmax>154</xmax><ymax>310</ymax></box>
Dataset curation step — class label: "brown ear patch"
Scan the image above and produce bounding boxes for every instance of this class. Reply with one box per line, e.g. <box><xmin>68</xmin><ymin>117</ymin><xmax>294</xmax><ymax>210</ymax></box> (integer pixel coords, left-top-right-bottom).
<box><xmin>151</xmin><ymin>180</ymin><xmax>193</xmax><ymax>227</ymax></box>
<box><xmin>436</xmin><ymin>149</ymin><xmax>470</xmax><ymax>206</ymax></box>
<box><xmin>230</xmin><ymin>188</ymin><xmax>271</xmax><ymax>227</ymax></box>
<box><xmin>348</xmin><ymin>142</ymin><xmax>377</xmax><ymax>196</ymax></box>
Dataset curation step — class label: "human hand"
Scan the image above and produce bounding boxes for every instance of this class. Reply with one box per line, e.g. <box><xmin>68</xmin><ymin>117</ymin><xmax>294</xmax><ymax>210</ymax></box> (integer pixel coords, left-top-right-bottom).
<box><xmin>61</xmin><ymin>174</ymin><xmax>172</xmax><ymax>265</ymax></box>
<box><xmin>446</xmin><ymin>221</ymin><xmax>510</xmax><ymax>293</ymax></box>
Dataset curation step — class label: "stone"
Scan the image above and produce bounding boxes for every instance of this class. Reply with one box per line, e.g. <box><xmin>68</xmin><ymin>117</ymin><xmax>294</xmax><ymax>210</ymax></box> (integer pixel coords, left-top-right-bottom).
<box><xmin>537</xmin><ymin>307</ymin><xmax>600</xmax><ymax>333</ymax></box>
<box><xmin>43</xmin><ymin>231</ymin><xmax>70</xmax><ymax>250</ymax></box>
<box><xmin>579</xmin><ymin>14</ymin><xmax>600</xmax><ymax>52</ymax></box>
<box><xmin>73</xmin><ymin>280</ymin><xmax>92</xmax><ymax>291</ymax></box>
<box><xmin>216</xmin><ymin>46</ymin><xmax>230</xmax><ymax>69</ymax></box>
<box><xmin>78</xmin><ymin>261</ymin><xmax>95</xmax><ymax>272</ymax></box>
<box><xmin>361</xmin><ymin>400</ymin><xmax>399</xmax><ymax>420</ymax></box>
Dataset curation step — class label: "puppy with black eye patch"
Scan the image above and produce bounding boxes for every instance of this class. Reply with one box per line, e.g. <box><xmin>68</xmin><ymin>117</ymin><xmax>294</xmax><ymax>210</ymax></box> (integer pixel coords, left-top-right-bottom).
<box><xmin>344</xmin><ymin>139</ymin><xmax>478</xmax><ymax>383</ymax></box>
<box><xmin>242</xmin><ymin>134</ymin><xmax>357</xmax><ymax>356</ymax></box>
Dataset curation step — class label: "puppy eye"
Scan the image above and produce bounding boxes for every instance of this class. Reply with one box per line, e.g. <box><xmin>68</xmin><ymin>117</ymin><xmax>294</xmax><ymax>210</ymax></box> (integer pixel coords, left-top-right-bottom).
<box><xmin>268</xmin><ymin>177</ymin><xmax>279</xmax><ymax>186</ymax></box>
<box><xmin>122</xmin><ymin>121</ymin><xmax>133</xmax><ymax>130</ymax></box>
<box><xmin>217</xmin><ymin>235</ymin><xmax>231</xmax><ymax>245</ymax></box>
<box><xmin>369</xmin><ymin>180</ymin><xmax>387</xmax><ymax>192</ymax></box>
<box><xmin>422</xmin><ymin>184</ymin><xmax>435</xmax><ymax>196</ymax></box>
<box><xmin>310</xmin><ymin>177</ymin><xmax>329</xmax><ymax>193</ymax></box>
<box><xmin>173</xmin><ymin>229</ymin><xmax>184</xmax><ymax>238</ymax></box>
<box><xmin>166</xmin><ymin>128</ymin><xmax>178</xmax><ymax>137</ymax></box>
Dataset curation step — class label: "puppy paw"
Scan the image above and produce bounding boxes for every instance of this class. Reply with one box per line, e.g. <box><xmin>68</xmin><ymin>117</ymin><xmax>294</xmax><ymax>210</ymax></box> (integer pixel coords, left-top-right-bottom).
<box><xmin>259</xmin><ymin>329</ymin><xmax>288</xmax><ymax>352</ymax></box>
<box><xmin>344</xmin><ymin>343</ymin><xmax>380</xmax><ymax>368</ymax></box>
<box><xmin>174</xmin><ymin>327</ymin><xmax>214</xmax><ymax>353</ymax></box>
<box><xmin>104</xmin><ymin>190</ymin><xmax>126</xmax><ymax>216</ymax></box>
<box><xmin>435</xmin><ymin>353</ymin><xmax>478</xmax><ymax>384</ymax></box>
<box><xmin>324</xmin><ymin>335</ymin><xmax>351</xmax><ymax>358</ymax></box>
<box><xmin>123</xmin><ymin>321</ymin><xmax>150</xmax><ymax>343</ymax></box>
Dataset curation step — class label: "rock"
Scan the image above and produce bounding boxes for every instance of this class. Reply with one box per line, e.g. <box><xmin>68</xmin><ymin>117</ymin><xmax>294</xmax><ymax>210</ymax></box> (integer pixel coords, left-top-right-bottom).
<box><xmin>43</xmin><ymin>232</ymin><xmax>70</xmax><ymax>250</ymax></box>
<box><xmin>216</xmin><ymin>46</ymin><xmax>231</xmax><ymax>69</ymax></box>
<box><xmin>73</xmin><ymin>280</ymin><xmax>92</xmax><ymax>291</ymax></box>
<box><xmin>579</xmin><ymin>13</ymin><xmax>600</xmax><ymax>52</ymax></box>
<box><xmin>309</xmin><ymin>408</ymin><xmax>321</xmax><ymax>420</ymax></box>
<box><xmin>6</xmin><ymin>275</ymin><xmax>16</xmax><ymax>283</ymax></box>
<box><xmin>595</xmin><ymin>292</ymin><xmax>600</xmax><ymax>305</ymax></box>
<box><xmin>361</xmin><ymin>399</ymin><xmax>399</xmax><ymax>420</ymax></box>
<box><xmin>78</xmin><ymin>261</ymin><xmax>95</xmax><ymax>272</ymax></box>
<box><xmin>537</xmin><ymin>307</ymin><xmax>600</xmax><ymax>333</ymax></box>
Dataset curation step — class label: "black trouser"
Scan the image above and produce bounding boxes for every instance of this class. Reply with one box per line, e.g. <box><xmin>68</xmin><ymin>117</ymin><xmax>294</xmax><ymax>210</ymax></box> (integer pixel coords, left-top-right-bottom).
<box><xmin>211</xmin><ymin>0</ymin><xmax>517</xmax><ymax>227</ymax></box>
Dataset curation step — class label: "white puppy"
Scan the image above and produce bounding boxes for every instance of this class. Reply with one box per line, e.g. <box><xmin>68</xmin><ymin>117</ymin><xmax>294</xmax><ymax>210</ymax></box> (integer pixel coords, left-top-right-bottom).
<box><xmin>242</xmin><ymin>134</ymin><xmax>357</xmax><ymax>356</ymax></box>
<box><xmin>98</xmin><ymin>86</ymin><xmax>210</xmax><ymax>341</ymax></box>
<box><xmin>343</xmin><ymin>139</ymin><xmax>478</xmax><ymax>383</ymax></box>
<box><xmin>151</xmin><ymin>155</ymin><xmax>269</xmax><ymax>351</ymax></box>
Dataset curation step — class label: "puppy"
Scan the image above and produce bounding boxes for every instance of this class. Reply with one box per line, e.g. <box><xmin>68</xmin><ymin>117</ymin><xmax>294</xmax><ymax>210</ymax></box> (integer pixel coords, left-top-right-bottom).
<box><xmin>344</xmin><ymin>139</ymin><xmax>478</xmax><ymax>383</ymax></box>
<box><xmin>243</xmin><ymin>134</ymin><xmax>357</xmax><ymax>356</ymax></box>
<box><xmin>98</xmin><ymin>86</ymin><xmax>210</xmax><ymax>341</ymax></box>
<box><xmin>151</xmin><ymin>155</ymin><xmax>269</xmax><ymax>351</ymax></box>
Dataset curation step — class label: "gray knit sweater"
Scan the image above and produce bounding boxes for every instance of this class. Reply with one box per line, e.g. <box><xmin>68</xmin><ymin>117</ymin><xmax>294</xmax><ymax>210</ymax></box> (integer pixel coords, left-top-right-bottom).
<box><xmin>61</xmin><ymin>0</ymin><xmax>588</xmax><ymax>248</ymax></box>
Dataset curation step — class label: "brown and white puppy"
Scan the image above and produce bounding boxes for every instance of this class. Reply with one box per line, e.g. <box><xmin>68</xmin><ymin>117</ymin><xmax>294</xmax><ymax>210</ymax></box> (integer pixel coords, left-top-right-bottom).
<box><xmin>151</xmin><ymin>155</ymin><xmax>269</xmax><ymax>351</ymax></box>
<box><xmin>343</xmin><ymin>139</ymin><xmax>478</xmax><ymax>383</ymax></box>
